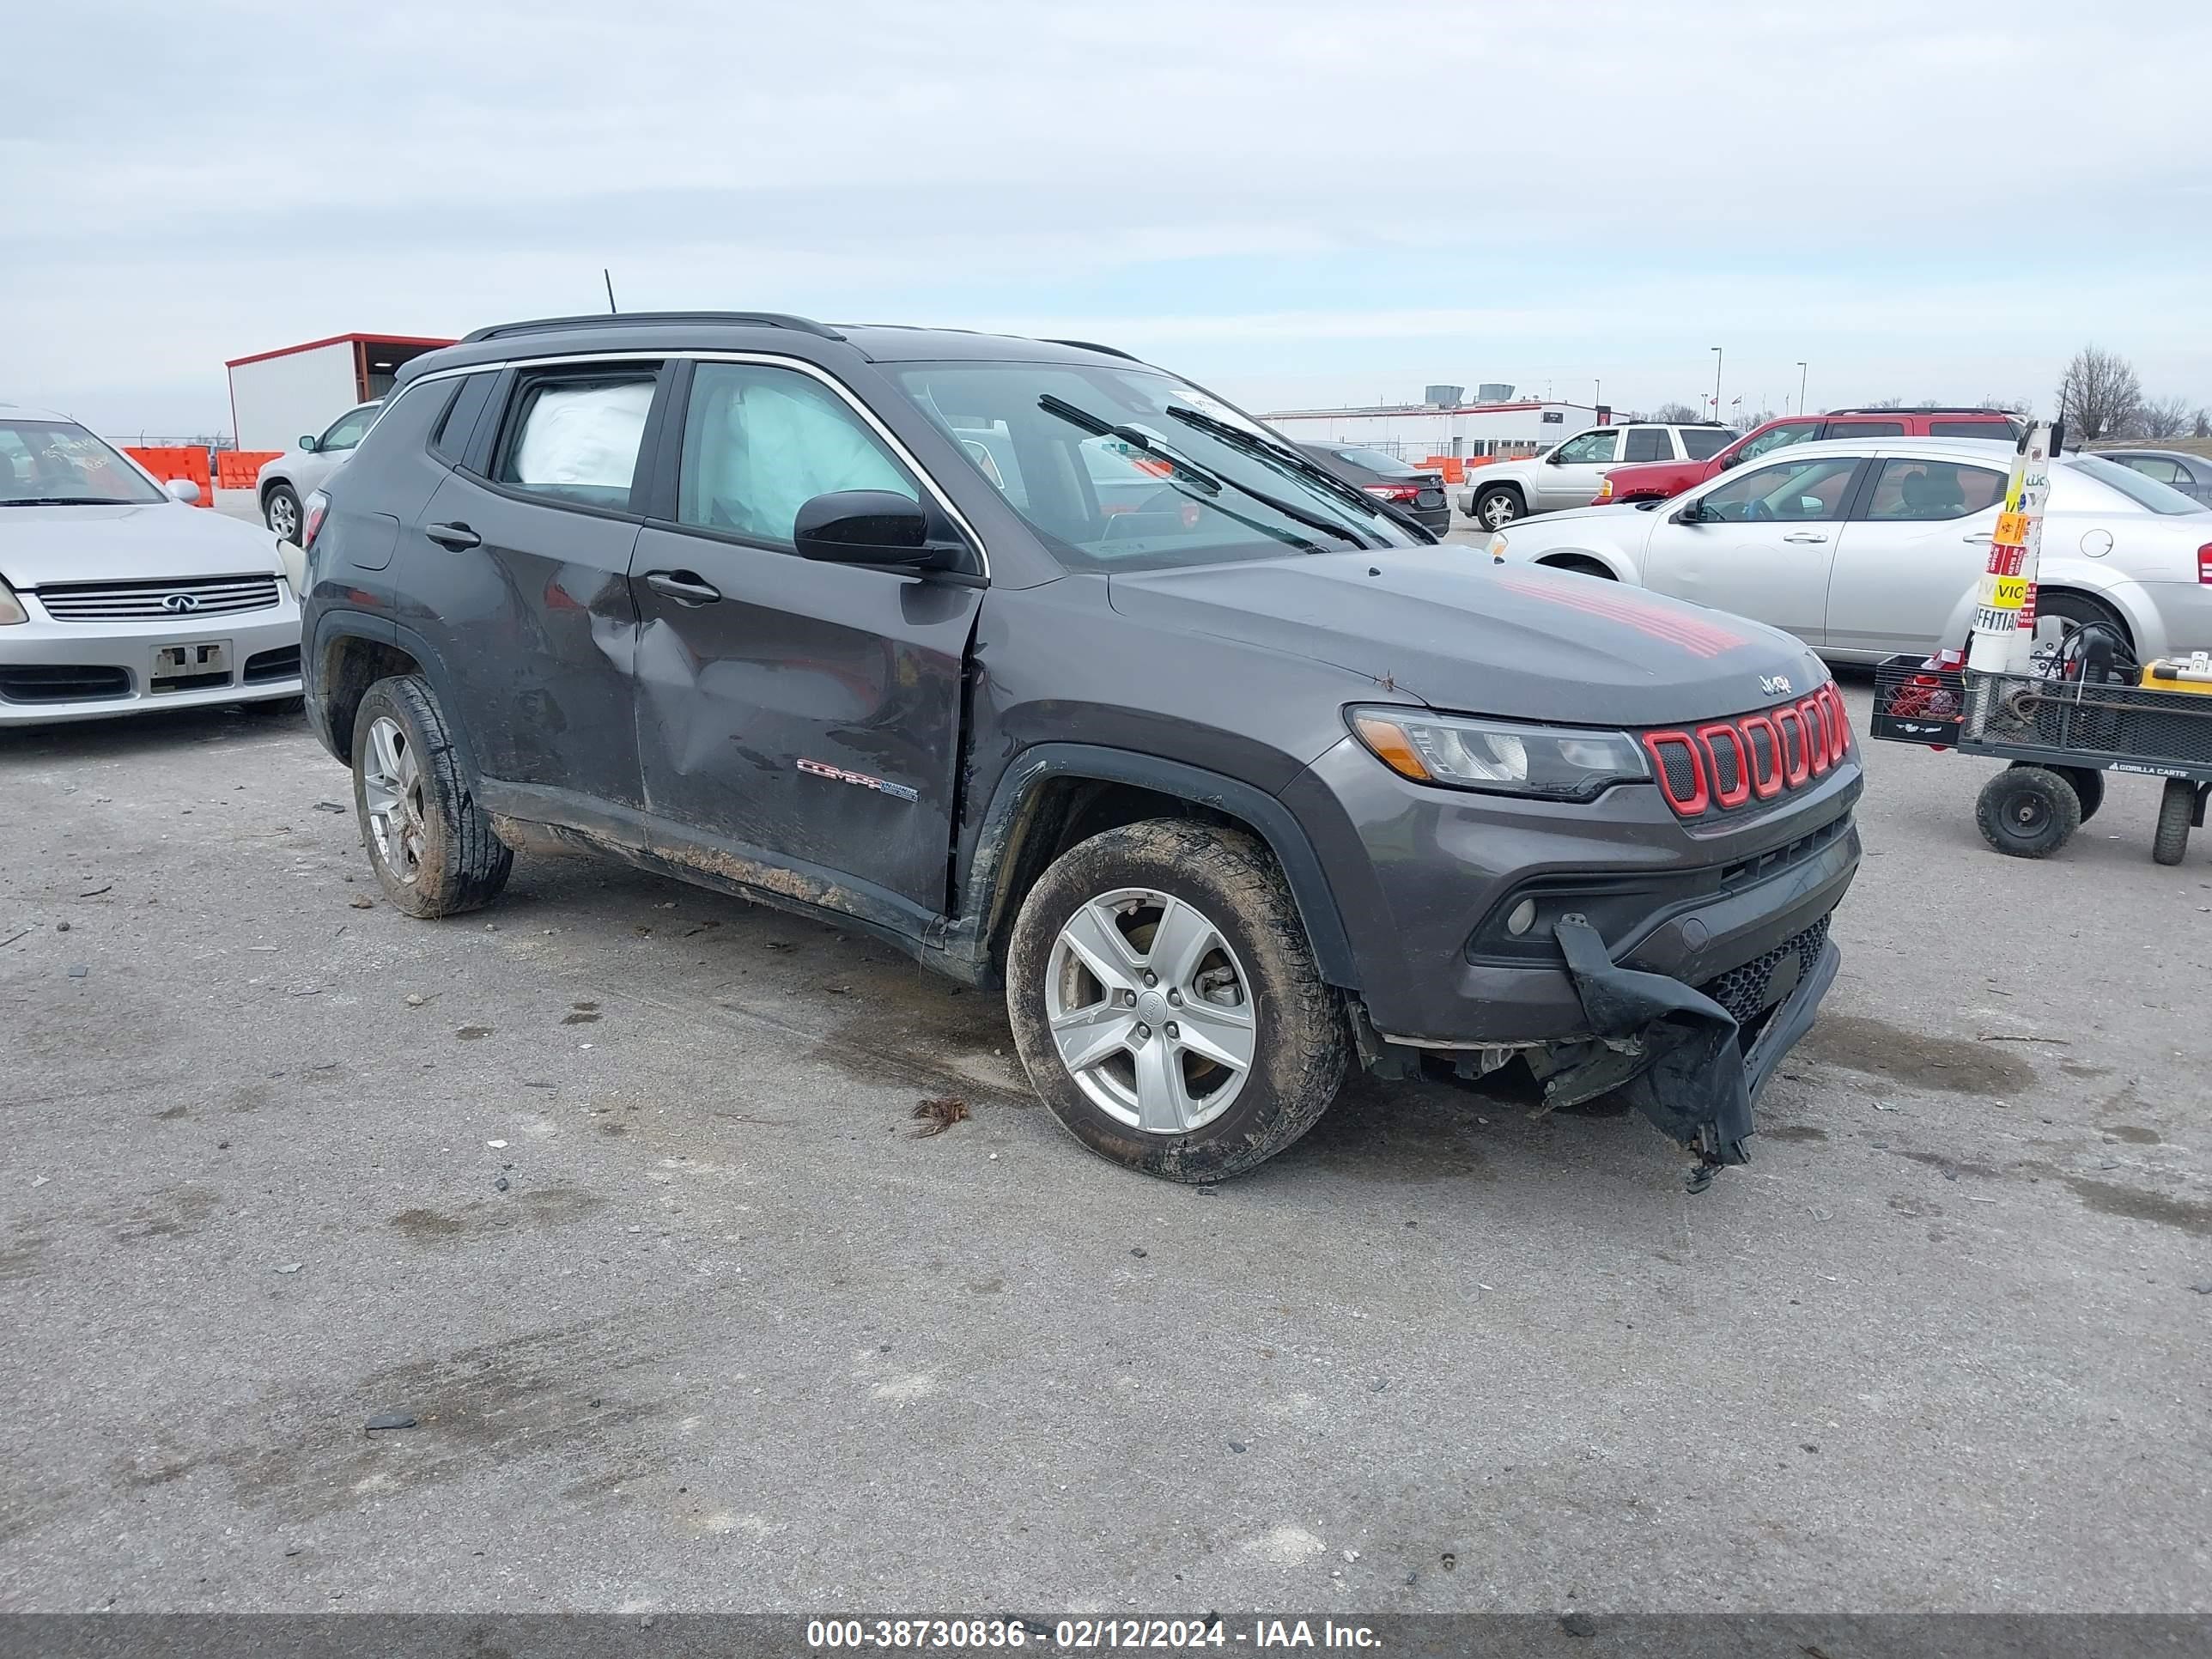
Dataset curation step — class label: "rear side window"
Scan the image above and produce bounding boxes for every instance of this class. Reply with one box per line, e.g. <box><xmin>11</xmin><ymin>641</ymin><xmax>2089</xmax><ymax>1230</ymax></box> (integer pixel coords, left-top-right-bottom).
<box><xmin>678</xmin><ymin>362</ymin><xmax>917</xmax><ymax>547</ymax></box>
<box><xmin>429</xmin><ymin>373</ymin><xmax>497</xmax><ymax>465</ymax></box>
<box><xmin>1862</xmin><ymin>459</ymin><xmax>2007</xmax><ymax>520</ymax></box>
<box><xmin>1623</xmin><ymin>428</ymin><xmax>1671</xmax><ymax>462</ymax></box>
<box><xmin>1825</xmin><ymin>419</ymin><xmax>1905</xmax><ymax>438</ymax></box>
<box><xmin>495</xmin><ymin>370</ymin><xmax>659</xmax><ymax>510</ymax></box>
<box><xmin>1680</xmin><ymin>428</ymin><xmax>1735</xmax><ymax>459</ymax></box>
<box><xmin>1927</xmin><ymin>419</ymin><xmax>2018</xmax><ymax>440</ymax></box>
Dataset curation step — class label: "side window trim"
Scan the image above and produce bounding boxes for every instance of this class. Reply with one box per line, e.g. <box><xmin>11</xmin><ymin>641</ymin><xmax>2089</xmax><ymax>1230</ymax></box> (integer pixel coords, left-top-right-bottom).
<box><xmin>1836</xmin><ymin>457</ymin><xmax>1881</xmax><ymax>521</ymax></box>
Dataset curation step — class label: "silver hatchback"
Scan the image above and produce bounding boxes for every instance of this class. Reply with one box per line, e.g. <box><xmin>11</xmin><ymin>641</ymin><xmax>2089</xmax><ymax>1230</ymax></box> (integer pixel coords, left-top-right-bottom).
<box><xmin>0</xmin><ymin>404</ymin><xmax>303</xmax><ymax>725</ymax></box>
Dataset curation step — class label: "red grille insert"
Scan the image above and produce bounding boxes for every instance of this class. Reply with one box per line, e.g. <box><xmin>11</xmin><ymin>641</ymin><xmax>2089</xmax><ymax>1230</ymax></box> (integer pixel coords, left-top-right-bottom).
<box><xmin>1645</xmin><ymin>685</ymin><xmax>1853</xmax><ymax>819</ymax></box>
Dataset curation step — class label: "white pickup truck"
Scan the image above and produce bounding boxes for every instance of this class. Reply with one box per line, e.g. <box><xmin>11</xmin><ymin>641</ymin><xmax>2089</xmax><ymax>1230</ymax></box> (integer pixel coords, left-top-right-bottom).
<box><xmin>1462</xmin><ymin>421</ymin><xmax>1736</xmax><ymax>530</ymax></box>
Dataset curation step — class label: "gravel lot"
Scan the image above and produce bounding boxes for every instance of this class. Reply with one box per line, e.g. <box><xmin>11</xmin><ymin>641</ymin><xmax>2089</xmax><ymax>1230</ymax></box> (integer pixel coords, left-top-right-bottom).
<box><xmin>3</xmin><ymin>640</ymin><xmax>2209</xmax><ymax>1613</ymax></box>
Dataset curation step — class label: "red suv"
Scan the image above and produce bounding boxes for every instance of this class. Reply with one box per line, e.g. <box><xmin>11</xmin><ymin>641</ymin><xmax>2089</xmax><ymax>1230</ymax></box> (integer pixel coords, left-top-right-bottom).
<box><xmin>1595</xmin><ymin>407</ymin><xmax>2024</xmax><ymax>504</ymax></box>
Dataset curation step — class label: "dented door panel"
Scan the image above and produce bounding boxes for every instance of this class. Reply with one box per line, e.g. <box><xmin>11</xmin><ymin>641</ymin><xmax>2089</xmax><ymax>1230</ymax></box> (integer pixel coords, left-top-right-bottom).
<box><xmin>629</xmin><ymin>524</ymin><xmax>980</xmax><ymax>914</ymax></box>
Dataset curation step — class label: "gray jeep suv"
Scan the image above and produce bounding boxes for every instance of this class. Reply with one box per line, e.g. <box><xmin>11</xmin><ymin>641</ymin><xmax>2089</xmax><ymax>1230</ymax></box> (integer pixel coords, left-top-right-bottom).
<box><xmin>299</xmin><ymin>313</ymin><xmax>1861</xmax><ymax>1188</ymax></box>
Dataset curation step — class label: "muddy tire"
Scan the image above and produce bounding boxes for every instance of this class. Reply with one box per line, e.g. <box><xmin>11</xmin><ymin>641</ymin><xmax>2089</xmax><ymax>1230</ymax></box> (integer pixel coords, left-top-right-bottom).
<box><xmin>1974</xmin><ymin>764</ymin><xmax>2080</xmax><ymax>859</ymax></box>
<box><xmin>2153</xmin><ymin>777</ymin><xmax>2195</xmax><ymax>866</ymax></box>
<box><xmin>1005</xmin><ymin>819</ymin><xmax>1347</xmax><ymax>1182</ymax></box>
<box><xmin>349</xmin><ymin>674</ymin><xmax>512</xmax><ymax>917</ymax></box>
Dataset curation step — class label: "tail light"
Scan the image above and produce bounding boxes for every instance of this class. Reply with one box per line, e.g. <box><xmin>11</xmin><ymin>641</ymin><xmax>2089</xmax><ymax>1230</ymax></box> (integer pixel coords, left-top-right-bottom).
<box><xmin>1364</xmin><ymin>483</ymin><xmax>1421</xmax><ymax>504</ymax></box>
<box><xmin>2198</xmin><ymin>544</ymin><xmax>2212</xmax><ymax>584</ymax></box>
<box><xmin>300</xmin><ymin>489</ymin><xmax>330</xmax><ymax>550</ymax></box>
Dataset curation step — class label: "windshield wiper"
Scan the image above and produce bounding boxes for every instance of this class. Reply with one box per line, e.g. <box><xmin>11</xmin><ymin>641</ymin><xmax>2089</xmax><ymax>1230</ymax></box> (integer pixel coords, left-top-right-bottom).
<box><xmin>1036</xmin><ymin>394</ymin><xmax>1364</xmax><ymax>550</ymax></box>
<box><xmin>0</xmin><ymin>495</ymin><xmax>125</xmax><ymax>507</ymax></box>
<box><xmin>1163</xmin><ymin>404</ymin><xmax>1406</xmax><ymax>529</ymax></box>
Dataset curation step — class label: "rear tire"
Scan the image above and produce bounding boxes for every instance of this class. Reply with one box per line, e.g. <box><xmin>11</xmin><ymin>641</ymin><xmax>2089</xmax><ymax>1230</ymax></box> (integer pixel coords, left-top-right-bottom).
<box><xmin>1474</xmin><ymin>486</ymin><xmax>1522</xmax><ymax>530</ymax></box>
<box><xmin>1975</xmin><ymin>765</ymin><xmax>2080</xmax><ymax>859</ymax></box>
<box><xmin>1005</xmin><ymin>819</ymin><xmax>1347</xmax><ymax>1183</ymax></box>
<box><xmin>349</xmin><ymin>674</ymin><xmax>512</xmax><ymax>917</ymax></box>
<box><xmin>2154</xmin><ymin>778</ymin><xmax>2195</xmax><ymax>866</ymax></box>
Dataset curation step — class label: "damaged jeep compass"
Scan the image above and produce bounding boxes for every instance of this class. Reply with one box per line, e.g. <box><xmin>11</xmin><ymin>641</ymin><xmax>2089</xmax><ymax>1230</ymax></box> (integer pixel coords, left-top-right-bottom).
<box><xmin>299</xmin><ymin>313</ymin><xmax>1860</xmax><ymax>1188</ymax></box>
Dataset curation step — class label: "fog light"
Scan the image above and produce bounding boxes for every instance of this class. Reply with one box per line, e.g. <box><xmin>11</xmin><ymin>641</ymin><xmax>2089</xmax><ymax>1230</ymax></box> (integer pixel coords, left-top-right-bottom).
<box><xmin>1505</xmin><ymin>898</ymin><xmax>1538</xmax><ymax>936</ymax></box>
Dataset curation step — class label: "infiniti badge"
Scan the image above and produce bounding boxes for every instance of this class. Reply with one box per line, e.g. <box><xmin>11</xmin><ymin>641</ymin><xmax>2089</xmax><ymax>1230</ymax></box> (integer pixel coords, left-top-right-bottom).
<box><xmin>161</xmin><ymin>593</ymin><xmax>201</xmax><ymax>614</ymax></box>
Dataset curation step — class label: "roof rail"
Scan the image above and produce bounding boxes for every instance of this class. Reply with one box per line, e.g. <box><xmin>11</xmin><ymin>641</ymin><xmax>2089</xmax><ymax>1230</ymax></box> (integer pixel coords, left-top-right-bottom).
<box><xmin>461</xmin><ymin>311</ymin><xmax>845</xmax><ymax>343</ymax></box>
<box><xmin>1045</xmin><ymin>337</ymin><xmax>1143</xmax><ymax>362</ymax></box>
<box><xmin>1829</xmin><ymin>405</ymin><xmax>2012</xmax><ymax>416</ymax></box>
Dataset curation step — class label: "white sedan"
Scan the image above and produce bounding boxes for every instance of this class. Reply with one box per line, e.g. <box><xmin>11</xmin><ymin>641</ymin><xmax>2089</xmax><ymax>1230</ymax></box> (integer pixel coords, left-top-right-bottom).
<box><xmin>1</xmin><ymin>402</ymin><xmax>303</xmax><ymax>724</ymax></box>
<box><xmin>1484</xmin><ymin>437</ymin><xmax>2212</xmax><ymax>663</ymax></box>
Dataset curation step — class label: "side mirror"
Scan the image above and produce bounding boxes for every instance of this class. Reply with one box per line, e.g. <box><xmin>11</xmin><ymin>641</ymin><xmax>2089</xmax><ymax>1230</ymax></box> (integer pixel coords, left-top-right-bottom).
<box><xmin>793</xmin><ymin>490</ymin><xmax>966</xmax><ymax>573</ymax></box>
<box><xmin>1673</xmin><ymin>501</ymin><xmax>1710</xmax><ymax>526</ymax></box>
<box><xmin>164</xmin><ymin>478</ymin><xmax>202</xmax><ymax>505</ymax></box>
<box><xmin>1717</xmin><ymin>452</ymin><xmax>1742</xmax><ymax>470</ymax></box>
<box><xmin>297</xmin><ymin>434</ymin><xmax>318</xmax><ymax>453</ymax></box>
<box><xmin>1545</xmin><ymin>451</ymin><xmax>1567</xmax><ymax>465</ymax></box>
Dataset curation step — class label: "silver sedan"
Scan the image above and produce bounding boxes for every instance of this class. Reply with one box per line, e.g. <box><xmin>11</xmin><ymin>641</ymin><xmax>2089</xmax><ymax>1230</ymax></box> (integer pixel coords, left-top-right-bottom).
<box><xmin>1485</xmin><ymin>436</ymin><xmax>2212</xmax><ymax>664</ymax></box>
<box><xmin>0</xmin><ymin>403</ymin><xmax>303</xmax><ymax>725</ymax></box>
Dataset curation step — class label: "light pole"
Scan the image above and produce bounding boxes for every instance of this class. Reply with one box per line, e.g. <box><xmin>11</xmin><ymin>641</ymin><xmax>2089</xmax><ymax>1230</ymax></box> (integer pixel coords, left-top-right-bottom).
<box><xmin>1711</xmin><ymin>346</ymin><xmax>1723</xmax><ymax>422</ymax></box>
<box><xmin>1796</xmin><ymin>361</ymin><xmax>1808</xmax><ymax>416</ymax></box>
<box><xmin>1594</xmin><ymin>378</ymin><xmax>1601</xmax><ymax>410</ymax></box>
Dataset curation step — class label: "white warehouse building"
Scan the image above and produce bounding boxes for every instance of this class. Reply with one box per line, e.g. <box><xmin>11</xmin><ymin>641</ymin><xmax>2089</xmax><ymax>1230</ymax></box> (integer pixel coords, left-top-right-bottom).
<box><xmin>1262</xmin><ymin>393</ymin><xmax>1612</xmax><ymax>463</ymax></box>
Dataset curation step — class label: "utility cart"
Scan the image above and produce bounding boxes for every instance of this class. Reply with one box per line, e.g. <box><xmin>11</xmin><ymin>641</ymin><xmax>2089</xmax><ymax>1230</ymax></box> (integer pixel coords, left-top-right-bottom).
<box><xmin>1872</xmin><ymin>647</ymin><xmax>2212</xmax><ymax>863</ymax></box>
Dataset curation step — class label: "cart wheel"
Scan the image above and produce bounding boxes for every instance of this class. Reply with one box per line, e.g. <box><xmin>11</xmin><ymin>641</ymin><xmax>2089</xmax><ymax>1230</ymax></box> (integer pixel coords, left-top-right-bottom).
<box><xmin>2045</xmin><ymin>763</ymin><xmax>2105</xmax><ymax>824</ymax></box>
<box><xmin>2153</xmin><ymin>778</ymin><xmax>2195</xmax><ymax>866</ymax></box>
<box><xmin>1975</xmin><ymin>766</ymin><xmax>2081</xmax><ymax>859</ymax></box>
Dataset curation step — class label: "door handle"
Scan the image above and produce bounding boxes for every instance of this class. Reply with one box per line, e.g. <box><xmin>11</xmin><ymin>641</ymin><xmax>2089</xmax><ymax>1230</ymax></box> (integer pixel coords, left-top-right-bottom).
<box><xmin>1783</xmin><ymin>532</ymin><xmax>1829</xmax><ymax>544</ymax></box>
<box><xmin>644</xmin><ymin>570</ymin><xmax>723</xmax><ymax>605</ymax></box>
<box><xmin>424</xmin><ymin>521</ymin><xmax>480</xmax><ymax>550</ymax></box>
<box><xmin>1962</xmin><ymin>532</ymin><xmax>1994</xmax><ymax>544</ymax></box>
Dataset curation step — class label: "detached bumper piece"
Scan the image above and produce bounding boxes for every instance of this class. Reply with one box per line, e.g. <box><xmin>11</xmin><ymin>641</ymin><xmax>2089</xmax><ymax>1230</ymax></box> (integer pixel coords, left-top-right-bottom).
<box><xmin>1550</xmin><ymin>914</ymin><xmax>1840</xmax><ymax>1192</ymax></box>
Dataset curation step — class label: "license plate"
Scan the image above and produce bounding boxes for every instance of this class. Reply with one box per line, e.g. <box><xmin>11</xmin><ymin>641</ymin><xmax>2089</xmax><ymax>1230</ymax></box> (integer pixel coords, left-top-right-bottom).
<box><xmin>151</xmin><ymin>639</ymin><xmax>232</xmax><ymax>690</ymax></box>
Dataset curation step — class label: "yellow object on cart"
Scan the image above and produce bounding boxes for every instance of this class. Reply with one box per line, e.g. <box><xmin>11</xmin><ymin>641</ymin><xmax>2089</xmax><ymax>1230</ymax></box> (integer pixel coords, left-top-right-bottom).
<box><xmin>2140</xmin><ymin>653</ymin><xmax>2212</xmax><ymax>696</ymax></box>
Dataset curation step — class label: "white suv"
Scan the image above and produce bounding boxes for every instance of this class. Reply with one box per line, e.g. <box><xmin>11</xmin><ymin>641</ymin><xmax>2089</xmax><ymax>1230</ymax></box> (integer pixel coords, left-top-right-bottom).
<box><xmin>1462</xmin><ymin>422</ymin><xmax>1735</xmax><ymax>529</ymax></box>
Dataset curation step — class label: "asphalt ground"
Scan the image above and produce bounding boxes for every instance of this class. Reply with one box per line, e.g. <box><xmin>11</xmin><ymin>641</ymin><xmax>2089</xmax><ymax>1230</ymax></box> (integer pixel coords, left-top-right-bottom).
<box><xmin>1</xmin><ymin>516</ymin><xmax>2207</xmax><ymax>1617</ymax></box>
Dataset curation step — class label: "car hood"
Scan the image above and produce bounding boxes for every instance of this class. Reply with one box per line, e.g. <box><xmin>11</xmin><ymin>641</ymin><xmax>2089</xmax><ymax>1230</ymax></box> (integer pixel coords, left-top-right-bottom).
<box><xmin>1503</xmin><ymin>503</ymin><xmax>1655</xmax><ymax>534</ymax></box>
<box><xmin>1106</xmin><ymin>548</ymin><xmax>1823</xmax><ymax>726</ymax></box>
<box><xmin>1605</xmin><ymin>458</ymin><xmax>1700</xmax><ymax>483</ymax></box>
<box><xmin>0</xmin><ymin>502</ymin><xmax>284</xmax><ymax>588</ymax></box>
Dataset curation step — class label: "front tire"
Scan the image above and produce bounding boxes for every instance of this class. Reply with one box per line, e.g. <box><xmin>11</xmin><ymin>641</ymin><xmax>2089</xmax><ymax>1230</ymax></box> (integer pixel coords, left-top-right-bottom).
<box><xmin>264</xmin><ymin>483</ymin><xmax>302</xmax><ymax>542</ymax></box>
<box><xmin>350</xmin><ymin>674</ymin><xmax>513</xmax><ymax>917</ymax></box>
<box><xmin>2154</xmin><ymin>778</ymin><xmax>2195</xmax><ymax>866</ymax></box>
<box><xmin>1005</xmin><ymin>820</ymin><xmax>1347</xmax><ymax>1183</ymax></box>
<box><xmin>1474</xmin><ymin>486</ymin><xmax>1522</xmax><ymax>530</ymax></box>
<box><xmin>1975</xmin><ymin>765</ymin><xmax>2081</xmax><ymax>859</ymax></box>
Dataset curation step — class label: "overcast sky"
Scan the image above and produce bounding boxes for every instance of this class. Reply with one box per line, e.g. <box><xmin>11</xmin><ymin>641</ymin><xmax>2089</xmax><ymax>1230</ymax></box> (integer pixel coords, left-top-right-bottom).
<box><xmin>6</xmin><ymin>0</ymin><xmax>2210</xmax><ymax>435</ymax></box>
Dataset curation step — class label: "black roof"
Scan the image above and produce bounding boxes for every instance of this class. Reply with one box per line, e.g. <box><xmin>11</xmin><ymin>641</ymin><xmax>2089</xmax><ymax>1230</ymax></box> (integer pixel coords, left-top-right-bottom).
<box><xmin>404</xmin><ymin>312</ymin><xmax>1140</xmax><ymax>385</ymax></box>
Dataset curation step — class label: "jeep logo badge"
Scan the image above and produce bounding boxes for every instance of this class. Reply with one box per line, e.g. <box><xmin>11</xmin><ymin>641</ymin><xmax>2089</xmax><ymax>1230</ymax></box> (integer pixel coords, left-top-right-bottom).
<box><xmin>161</xmin><ymin>593</ymin><xmax>201</xmax><ymax>614</ymax></box>
<box><xmin>1759</xmin><ymin>673</ymin><xmax>1793</xmax><ymax>697</ymax></box>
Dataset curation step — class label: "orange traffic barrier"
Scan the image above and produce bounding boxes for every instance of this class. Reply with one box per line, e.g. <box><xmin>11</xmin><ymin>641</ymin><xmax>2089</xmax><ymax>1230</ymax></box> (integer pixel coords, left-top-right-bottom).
<box><xmin>216</xmin><ymin>450</ymin><xmax>283</xmax><ymax>489</ymax></box>
<box><xmin>1421</xmin><ymin>456</ymin><xmax>1465</xmax><ymax>484</ymax></box>
<box><xmin>125</xmin><ymin>446</ymin><xmax>214</xmax><ymax>507</ymax></box>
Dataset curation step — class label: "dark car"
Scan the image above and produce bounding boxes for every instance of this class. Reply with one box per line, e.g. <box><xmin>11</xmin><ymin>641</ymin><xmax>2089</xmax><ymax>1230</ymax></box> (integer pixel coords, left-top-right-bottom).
<box><xmin>298</xmin><ymin>312</ymin><xmax>1861</xmax><ymax>1189</ymax></box>
<box><xmin>2098</xmin><ymin>447</ymin><xmax>2212</xmax><ymax>503</ymax></box>
<box><xmin>1293</xmin><ymin>442</ymin><xmax>1451</xmax><ymax>535</ymax></box>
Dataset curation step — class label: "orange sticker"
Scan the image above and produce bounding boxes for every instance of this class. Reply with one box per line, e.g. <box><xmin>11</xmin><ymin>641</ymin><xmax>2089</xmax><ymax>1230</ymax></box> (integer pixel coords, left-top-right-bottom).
<box><xmin>1995</xmin><ymin>511</ymin><xmax>2031</xmax><ymax>544</ymax></box>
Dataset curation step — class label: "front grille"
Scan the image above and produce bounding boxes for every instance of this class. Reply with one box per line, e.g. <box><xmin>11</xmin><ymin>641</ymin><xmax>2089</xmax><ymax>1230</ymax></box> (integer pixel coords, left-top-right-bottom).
<box><xmin>1701</xmin><ymin>915</ymin><xmax>1830</xmax><ymax>1026</ymax></box>
<box><xmin>36</xmin><ymin>574</ymin><xmax>282</xmax><ymax>622</ymax></box>
<box><xmin>1643</xmin><ymin>684</ymin><xmax>1853</xmax><ymax>819</ymax></box>
<box><xmin>243</xmin><ymin>645</ymin><xmax>301</xmax><ymax>684</ymax></box>
<box><xmin>0</xmin><ymin>665</ymin><xmax>131</xmax><ymax>704</ymax></box>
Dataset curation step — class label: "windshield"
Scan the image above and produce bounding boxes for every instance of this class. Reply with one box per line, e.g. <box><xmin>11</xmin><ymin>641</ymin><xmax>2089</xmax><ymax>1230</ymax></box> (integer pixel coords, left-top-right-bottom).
<box><xmin>2069</xmin><ymin>454</ymin><xmax>2209</xmax><ymax>517</ymax></box>
<box><xmin>890</xmin><ymin>362</ymin><xmax>1420</xmax><ymax>572</ymax></box>
<box><xmin>1330</xmin><ymin>447</ymin><xmax>1416</xmax><ymax>474</ymax></box>
<box><xmin>0</xmin><ymin>419</ymin><xmax>165</xmax><ymax>505</ymax></box>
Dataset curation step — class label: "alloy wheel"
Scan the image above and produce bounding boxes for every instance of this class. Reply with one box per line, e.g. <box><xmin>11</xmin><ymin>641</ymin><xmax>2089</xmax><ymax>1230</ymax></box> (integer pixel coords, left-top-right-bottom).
<box><xmin>362</xmin><ymin>715</ymin><xmax>426</xmax><ymax>884</ymax></box>
<box><xmin>268</xmin><ymin>494</ymin><xmax>299</xmax><ymax>539</ymax></box>
<box><xmin>1044</xmin><ymin>887</ymin><xmax>1256</xmax><ymax>1134</ymax></box>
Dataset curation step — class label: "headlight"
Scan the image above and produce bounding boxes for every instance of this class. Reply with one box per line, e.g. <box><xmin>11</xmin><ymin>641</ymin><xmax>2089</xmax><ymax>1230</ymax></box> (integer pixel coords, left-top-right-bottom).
<box><xmin>1595</xmin><ymin>479</ymin><xmax>1613</xmax><ymax>501</ymax></box>
<box><xmin>1347</xmin><ymin>707</ymin><xmax>1650</xmax><ymax>800</ymax></box>
<box><xmin>0</xmin><ymin>575</ymin><xmax>24</xmax><ymax>626</ymax></box>
<box><xmin>1486</xmin><ymin>532</ymin><xmax>1508</xmax><ymax>562</ymax></box>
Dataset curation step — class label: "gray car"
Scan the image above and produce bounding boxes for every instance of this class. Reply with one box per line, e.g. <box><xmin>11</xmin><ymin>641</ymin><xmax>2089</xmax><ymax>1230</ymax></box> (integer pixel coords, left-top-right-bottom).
<box><xmin>300</xmin><ymin>312</ymin><xmax>1862</xmax><ymax>1188</ymax></box>
<box><xmin>0</xmin><ymin>404</ymin><xmax>304</xmax><ymax>724</ymax></box>
<box><xmin>2098</xmin><ymin>447</ymin><xmax>2212</xmax><ymax>503</ymax></box>
<box><xmin>254</xmin><ymin>399</ymin><xmax>380</xmax><ymax>541</ymax></box>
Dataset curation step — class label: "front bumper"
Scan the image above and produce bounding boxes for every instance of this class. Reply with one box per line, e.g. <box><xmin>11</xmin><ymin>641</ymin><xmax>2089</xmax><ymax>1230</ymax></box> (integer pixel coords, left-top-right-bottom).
<box><xmin>1286</xmin><ymin>732</ymin><xmax>1863</xmax><ymax>1046</ymax></box>
<box><xmin>0</xmin><ymin>595</ymin><xmax>303</xmax><ymax>725</ymax></box>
